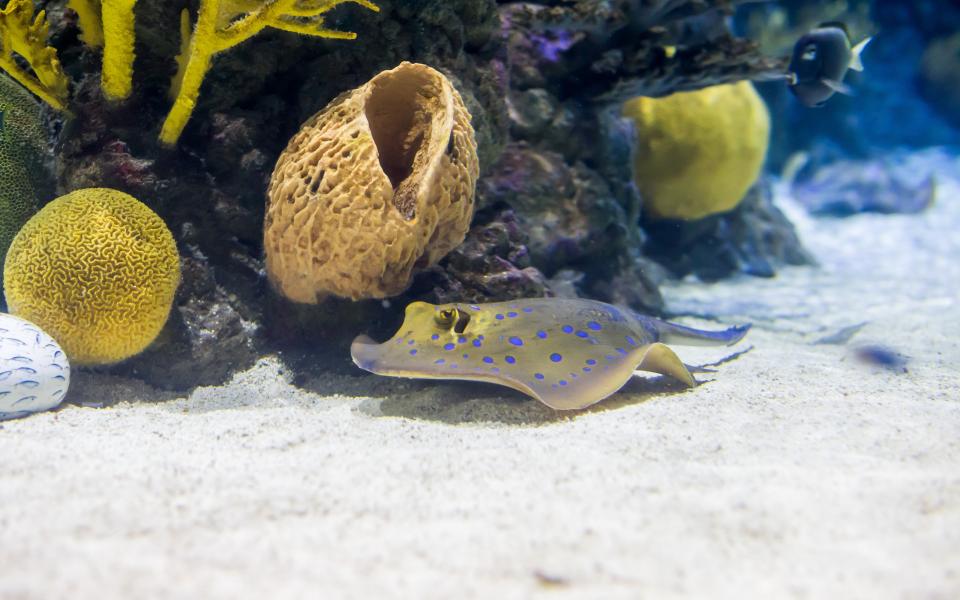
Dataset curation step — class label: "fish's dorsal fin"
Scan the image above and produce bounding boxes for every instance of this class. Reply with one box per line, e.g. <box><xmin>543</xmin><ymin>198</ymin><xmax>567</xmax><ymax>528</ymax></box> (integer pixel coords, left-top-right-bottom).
<box><xmin>849</xmin><ymin>36</ymin><xmax>872</xmax><ymax>72</ymax></box>
<box><xmin>637</xmin><ymin>343</ymin><xmax>696</xmax><ymax>387</ymax></box>
<box><xmin>822</xmin><ymin>78</ymin><xmax>854</xmax><ymax>95</ymax></box>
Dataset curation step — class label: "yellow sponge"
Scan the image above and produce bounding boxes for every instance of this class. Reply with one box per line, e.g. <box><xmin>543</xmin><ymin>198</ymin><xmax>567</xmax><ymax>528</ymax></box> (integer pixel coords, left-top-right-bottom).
<box><xmin>3</xmin><ymin>188</ymin><xmax>180</xmax><ymax>365</ymax></box>
<box><xmin>622</xmin><ymin>82</ymin><xmax>771</xmax><ymax>220</ymax></box>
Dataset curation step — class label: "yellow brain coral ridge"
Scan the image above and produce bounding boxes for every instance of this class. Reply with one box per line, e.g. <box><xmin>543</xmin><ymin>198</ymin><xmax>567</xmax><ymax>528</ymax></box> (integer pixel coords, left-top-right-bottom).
<box><xmin>264</xmin><ymin>61</ymin><xmax>480</xmax><ymax>302</ymax></box>
<box><xmin>3</xmin><ymin>188</ymin><xmax>181</xmax><ymax>366</ymax></box>
<box><xmin>0</xmin><ymin>0</ymin><xmax>70</xmax><ymax>110</ymax></box>
<box><xmin>160</xmin><ymin>0</ymin><xmax>380</xmax><ymax>145</ymax></box>
<box><xmin>622</xmin><ymin>81</ymin><xmax>771</xmax><ymax>221</ymax></box>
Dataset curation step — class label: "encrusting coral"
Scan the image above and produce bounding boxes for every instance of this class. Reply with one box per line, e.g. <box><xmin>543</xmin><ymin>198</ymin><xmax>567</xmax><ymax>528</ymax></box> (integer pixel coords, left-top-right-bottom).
<box><xmin>3</xmin><ymin>188</ymin><xmax>181</xmax><ymax>366</ymax></box>
<box><xmin>622</xmin><ymin>81</ymin><xmax>771</xmax><ymax>220</ymax></box>
<box><xmin>0</xmin><ymin>0</ymin><xmax>69</xmax><ymax>110</ymax></box>
<box><xmin>0</xmin><ymin>73</ymin><xmax>50</xmax><ymax>274</ymax></box>
<box><xmin>160</xmin><ymin>0</ymin><xmax>379</xmax><ymax>145</ymax></box>
<box><xmin>264</xmin><ymin>61</ymin><xmax>479</xmax><ymax>302</ymax></box>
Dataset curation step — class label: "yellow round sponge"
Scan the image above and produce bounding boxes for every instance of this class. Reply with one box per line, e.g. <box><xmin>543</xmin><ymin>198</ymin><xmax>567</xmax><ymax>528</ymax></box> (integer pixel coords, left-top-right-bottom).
<box><xmin>3</xmin><ymin>188</ymin><xmax>181</xmax><ymax>365</ymax></box>
<box><xmin>622</xmin><ymin>82</ymin><xmax>771</xmax><ymax>220</ymax></box>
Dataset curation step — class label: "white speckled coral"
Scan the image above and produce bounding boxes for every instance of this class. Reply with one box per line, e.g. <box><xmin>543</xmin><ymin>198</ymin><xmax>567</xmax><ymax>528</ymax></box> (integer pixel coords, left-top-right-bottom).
<box><xmin>264</xmin><ymin>61</ymin><xmax>479</xmax><ymax>302</ymax></box>
<box><xmin>0</xmin><ymin>313</ymin><xmax>69</xmax><ymax>420</ymax></box>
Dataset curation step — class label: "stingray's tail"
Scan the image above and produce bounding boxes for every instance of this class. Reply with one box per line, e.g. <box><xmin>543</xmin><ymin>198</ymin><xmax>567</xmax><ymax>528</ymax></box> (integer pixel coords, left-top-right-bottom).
<box><xmin>655</xmin><ymin>320</ymin><xmax>751</xmax><ymax>347</ymax></box>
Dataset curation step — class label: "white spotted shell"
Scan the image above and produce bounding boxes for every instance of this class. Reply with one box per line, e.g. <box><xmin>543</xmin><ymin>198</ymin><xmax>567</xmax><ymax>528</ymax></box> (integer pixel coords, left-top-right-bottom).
<box><xmin>0</xmin><ymin>313</ymin><xmax>70</xmax><ymax>420</ymax></box>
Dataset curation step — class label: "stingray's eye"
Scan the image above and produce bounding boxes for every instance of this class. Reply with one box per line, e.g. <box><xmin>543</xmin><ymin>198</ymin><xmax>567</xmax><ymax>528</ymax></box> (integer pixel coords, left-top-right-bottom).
<box><xmin>802</xmin><ymin>44</ymin><xmax>817</xmax><ymax>61</ymax></box>
<box><xmin>435</xmin><ymin>309</ymin><xmax>457</xmax><ymax>329</ymax></box>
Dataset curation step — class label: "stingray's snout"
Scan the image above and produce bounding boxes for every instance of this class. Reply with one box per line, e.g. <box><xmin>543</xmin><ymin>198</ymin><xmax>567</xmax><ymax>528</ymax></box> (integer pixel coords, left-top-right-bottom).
<box><xmin>350</xmin><ymin>334</ymin><xmax>381</xmax><ymax>371</ymax></box>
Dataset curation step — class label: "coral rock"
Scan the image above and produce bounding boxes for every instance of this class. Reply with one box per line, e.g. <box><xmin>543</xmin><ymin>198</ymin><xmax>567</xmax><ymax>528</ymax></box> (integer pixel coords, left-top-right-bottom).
<box><xmin>3</xmin><ymin>188</ymin><xmax>181</xmax><ymax>365</ymax></box>
<box><xmin>623</xmin><ymin>81</ymin><xmax>770</xmax><ymax>220</ymax></box>
<box><xmin>264</xmin><ymin>61</ymin><xmax>479</xmax><ymax>302</ymax></box>
<box><xmin>0</xmin><ymin>74</ymin><xmax>52</xmax><ymax>277</ymax></box>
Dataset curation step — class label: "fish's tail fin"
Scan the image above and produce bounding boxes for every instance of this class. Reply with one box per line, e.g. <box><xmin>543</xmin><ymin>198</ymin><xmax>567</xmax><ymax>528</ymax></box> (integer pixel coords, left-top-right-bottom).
<box><xmin>849</xmin><ymin>36</ymin><xmax>872</xmax><ymax>72</ymax></box>
<box><xmin>655</xmin><ymin>320</ymin><xmax>751</xmax><ymax>347</ymax></box>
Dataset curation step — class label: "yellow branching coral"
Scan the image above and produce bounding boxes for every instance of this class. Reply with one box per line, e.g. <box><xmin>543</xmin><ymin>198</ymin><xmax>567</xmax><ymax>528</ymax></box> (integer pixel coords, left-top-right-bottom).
<box><xmin>67</xmin><ymin>0</ymin><xmax>137</xmax><ymax>101</ymax></box>
<box><xmin>160</xmin><ymin>0</ymin><xmax>379</xmax><ymax>146</ymax></box>
<box><xmin>67</xmin><ymin>0</ymin><xmax>104</xmax><ymax>47</ymax></box>
<box><xmin>0</xmin><ymin>0</ymin><xmax>69</xmax><ymax>110</ymax></box>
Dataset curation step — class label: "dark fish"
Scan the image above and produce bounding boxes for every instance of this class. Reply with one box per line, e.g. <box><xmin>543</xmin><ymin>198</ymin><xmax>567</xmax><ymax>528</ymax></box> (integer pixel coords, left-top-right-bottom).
<box><xmin>788</xmin><ymin>23</ymin><xmax>871</xmax><ymax>107</ymax></box>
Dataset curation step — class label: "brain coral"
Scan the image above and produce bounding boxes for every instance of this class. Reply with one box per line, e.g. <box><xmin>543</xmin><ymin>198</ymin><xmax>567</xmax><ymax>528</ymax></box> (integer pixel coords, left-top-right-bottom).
<box><xmin>264</xmin><ymin>61</ymin><xmax>479</xmax><ymax>302</ymax></box>
<box><xmin>622</xmin><ymin>81</ymin><xmax>770</xmax><ymax>220</ymax></box>
<box><xmin>0</xmin><ymin>73</ymin><xmax>51</xmax><ymax>273</ymax></box>
<box><xmin>3</xmin><ymin>188</ymin><xmax>181</xmax><ymax>365</ymax></box>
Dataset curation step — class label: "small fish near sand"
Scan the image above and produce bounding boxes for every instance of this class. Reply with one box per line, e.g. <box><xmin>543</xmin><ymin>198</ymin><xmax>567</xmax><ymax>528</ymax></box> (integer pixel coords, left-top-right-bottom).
<box><xmin>351</xmin><ymin>299</ymin><xmax>749</xmax><ymax>410</ymax></box>
<box><xmin>787</xmin><ymin>23</ymin><xmax>872</xmax><ymax>107</ymax></box>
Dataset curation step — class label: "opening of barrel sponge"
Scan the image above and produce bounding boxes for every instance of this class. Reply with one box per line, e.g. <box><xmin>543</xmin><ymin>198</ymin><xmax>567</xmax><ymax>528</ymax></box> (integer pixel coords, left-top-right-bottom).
<box><xmin>264</xmin><ymin>62</ymin><xmax>479</xmax><ymax>303</ymax></box>
<box><xmin>622</xmin><ymin>81</ymin><xmax>771</xmax><ymax>221</ymax></box>
<box><xmin>3</xmin><ymin>188</ymin><xmax>181</xmax><ymax>366</ymax></box>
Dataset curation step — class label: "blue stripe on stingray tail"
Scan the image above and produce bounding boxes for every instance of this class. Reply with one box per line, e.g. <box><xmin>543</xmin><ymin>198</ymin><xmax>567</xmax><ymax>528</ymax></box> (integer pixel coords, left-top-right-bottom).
<box><xmin>654</xmin><ymin>320</ymin><xmax>751</xmax><ymax>347</ymax></box>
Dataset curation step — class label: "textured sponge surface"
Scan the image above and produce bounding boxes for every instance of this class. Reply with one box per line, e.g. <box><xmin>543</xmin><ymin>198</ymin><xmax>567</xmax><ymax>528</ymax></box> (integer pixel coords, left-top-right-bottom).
<box><xmin>622</xmin><ymin>81</ymin><xmax>770</xmax><ymax>220</ymax></box>
<box><xmin>3</xmin><ymin>188</ymin><xmax>180</xmax><ymax>365</ymax></box>
<box><xmin>264</xmin><ymin>62</ymin><xmax>479</xmax><ymax>302</ymax></box>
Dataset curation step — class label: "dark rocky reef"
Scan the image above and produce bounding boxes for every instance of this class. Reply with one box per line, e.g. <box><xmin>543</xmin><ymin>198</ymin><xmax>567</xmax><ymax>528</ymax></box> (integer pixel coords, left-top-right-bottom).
<box><xmin>643</xmin><ymin>179</ymin><xmax>813</xmax><ymax>281</ymax></box>
<box><xmin>38</xmin><ymin>0</ymin><xmax>806</xmax><ymax>390</ymax></box>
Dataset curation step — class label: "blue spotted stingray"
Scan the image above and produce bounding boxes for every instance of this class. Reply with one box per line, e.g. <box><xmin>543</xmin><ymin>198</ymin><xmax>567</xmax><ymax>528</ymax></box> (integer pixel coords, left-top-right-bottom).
<box><xmin>351</xmin><ymin>299</ymin><xmax>749</xmax><ymax>410</ymax></box>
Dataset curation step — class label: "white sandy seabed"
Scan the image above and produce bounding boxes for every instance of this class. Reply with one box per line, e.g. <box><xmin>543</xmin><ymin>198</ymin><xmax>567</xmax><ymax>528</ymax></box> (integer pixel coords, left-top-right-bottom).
<box><xmin>2</xmin><ymin>150</ymin><xmax>958</xmax><ymax>600</ymax></box>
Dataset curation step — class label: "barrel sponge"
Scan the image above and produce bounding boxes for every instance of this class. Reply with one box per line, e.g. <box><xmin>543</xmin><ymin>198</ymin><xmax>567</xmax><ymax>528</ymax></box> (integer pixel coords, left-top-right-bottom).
<box><xmin>0</xmin><ymin>73</ymin><xmax>50</xmax><ymax>270</ymax></box>
<box><xmin>264</xmin><ymin>61</ymin><xmax>479</xmax><ymax>302</ymax></box>
<box><xmin>622</xmin><ymin>81</ymin><xmax>771</xmax><ymax>220</ymax></box>
<box><xmin>3</xmin><ymin>188</ymin><xmax>181</xmax><ymax>365</ymax></box>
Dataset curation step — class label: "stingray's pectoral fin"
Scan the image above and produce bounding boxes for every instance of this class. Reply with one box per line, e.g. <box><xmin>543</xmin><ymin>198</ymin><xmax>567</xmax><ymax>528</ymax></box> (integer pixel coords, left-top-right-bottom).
<box><xmin>637</xmin><ymin>343</ymin><xmax>696</xmax><ymax>387</ymax></box>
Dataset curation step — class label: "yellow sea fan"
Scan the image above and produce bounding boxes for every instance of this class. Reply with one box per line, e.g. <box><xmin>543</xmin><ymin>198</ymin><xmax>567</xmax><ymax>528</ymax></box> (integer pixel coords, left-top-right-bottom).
<box><xmin>160</xmin><ymin>0</ymin><xmax>379</xmax><ymax>145</ymax></box>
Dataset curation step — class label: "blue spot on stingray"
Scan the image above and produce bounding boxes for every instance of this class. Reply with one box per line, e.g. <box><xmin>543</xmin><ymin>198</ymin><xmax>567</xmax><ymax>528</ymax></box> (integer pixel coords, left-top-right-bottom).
<box><xmin>550</xmin><ymin>353</ymin><xmax>563</xmax><ymax>363</ymax></box>
<box><xmin>575</xmin><ymin>331</ymin><xmax>588</xmax><ymax>338</ymax></box>
<box><xmin>458</xmin><ymin>336</ymin><xmax>467</xmax><ymax>344</ymax></box>
<box><xmin>451</xmin><ymin>364</ymin><xmax>459</xmax><ymax>369</ymax></box>
<box><xmin>409</xmin><ymin>349</ymin><xmax>418</xmax><ymax>355</ymax></box>
<box><xmin>570</xmin><ymin>373</ymin><xmax>578</xmax><ymax>379</ymax></box>
<box><xmin>507</xmin><ymin>311</ymin><xmax>518</xmax><ymax>318</ymax></box>
<box><xmin>559</xmin><ymin>380</ymin><xmax>568</xmax><ymax>386</ymax></box>
<box><xmin>462</xmin><ymin>354</ymin><xmax>469</xmax><ymax>359</ymax></box>
<box><xmin>431</xmin><ymin>334</ymin><xmax>439</xmax><ymax>340</ymax></box>
<box><xmin>536</xmin><ymin>330</ymin><xmax>548</xmax><ymax>339</ymax></box>
<box><xmin>505</xmin><ymin>356</ymin><xmax>516</xmax><ymax>364</ymax></box>
<box><xmin>469</xmin><ymin>305</ymin><xmax>481</xmax><ymax>311</ymax></box>
<box><xmin>586</xmin><ymin>359</ymin><xmax>597</xmax><ymax>365</ymax></box>
<box><xmin>626</xmin><ymin>335</ymin><xmax>637</xmax><ymax>346</ymax></box>
<box><xmin>472</xmin><ymin>339</ymin><xmax>482</xmax><ymax>348</ymax></box>
<box><xmin>587</xmin><ymin>321</ymin><xmax>602</xmax><ymax>331</ymax></box>
<box><xmin>483</xmin><ymin>356</ymin><xmax>494</xmax><ymax>364</ymax></box>
<box><xmin>495</xmin><ymin>314</ymin><xmax>505</xmax><ymax>320</ymax></box>
<box><xmin>562</xmin><ymin>325</ymin><xmax>573</xmax><ymax>334</ymax></box>
<box><xmin>443</xmin><ymin>343</ymin><xmax>456</xmax><ymax>351</ymax></box>
<box><xmin>491</xmin><ymin>367</ymin><xmax>500</xmax><ymax>373</ymax></box>
<box><xmin>523</xmin><ymin>307</ymin><xmax>534</xmax><ymax>313</ymax></box>
<box><xmin>617</xmin><ymin>347</ymin><xmax>627</xmax><ymax>355</ymax></box>
<box><xmin>535</xmin><ymin>373</ymin><xmax>545</xmax><ymax>380</ymax></box>
<box><xmin>583</xmin><ymin>367</ymin><xmax>591</xmax><ymax>372</ymax></box>
<box><xmin>434</xmin><ymin>359</ymin><xmax>445</xmax><ymax>365</ymax></box>
<box><xmin>508</xmin><ymin>336</ymin><xmax>524</xmax><ymax>347</ymax></box>
<box><xmin>408</xmin><ymin>340</ymin><xmax>415</xmax><ymax>345</ymax></box>
<box><xmin>605</xmin><ymin>355</ymin><xmax>615</xmax><ymax>361</ymax></box>
<box><xmin>478</xmin><ymin>335</ymin><xmax>485</xmax><ymax>340</ymax></box>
